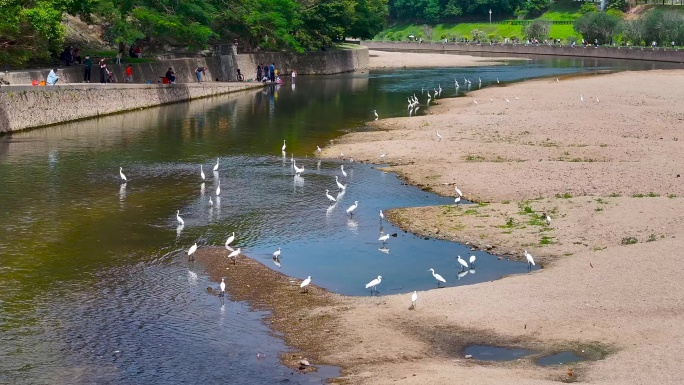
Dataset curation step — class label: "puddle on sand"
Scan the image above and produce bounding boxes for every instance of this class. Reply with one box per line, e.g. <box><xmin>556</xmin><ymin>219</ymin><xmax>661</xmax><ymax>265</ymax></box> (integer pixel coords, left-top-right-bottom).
<box><xmin>464</xmin><ymin>345</ymin><xmax>537</xmax><ymax>361</ymax></box>
<box><xmin>536</xmin><ymin>351</ymin><xmax>586</xmax><ymax>367</ymax></box>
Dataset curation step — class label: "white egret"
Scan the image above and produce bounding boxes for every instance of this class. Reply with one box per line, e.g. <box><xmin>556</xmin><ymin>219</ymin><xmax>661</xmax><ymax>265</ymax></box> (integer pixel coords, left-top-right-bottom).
<box><xmin>429</xmin><ymin>268</ymin><xmax>446</xmax><ymax>288</ymax></box>
<box><xmin>365</xmin><ymin>275</ymin><xmax>382</xmax><ymax>294</ymax></box>
<box><xmin>379</xmin><ymin>233</ymin><xmax>390</xmax><ymax>244</ymax></box>
<box><xmin>373</xmin><ymin>110</ymin><xmax>379</xmax><ymax>120</ymax></box>
<box><xmin>213</xmin><ymin>158</ymin><xmax>219</xmax><ymax>172</ymax></box>
<box><xmin>436</xmin><ymin>132</ymin><xmax>443</xmax><ymax>141</ymax></box>
<box><xmin>580</xmin><ymin>95</ymin><xmax>584</xmax><ymax>102</ymax></box>
<box><xmin>515</xmin><ymin>97</ymin><xmax>519</xmax><ymax>100</ymax></box>
<box><xmin>293</xmin><ymin>160</ymin><xmax>304</xmax><ymax>175</ymax></box>
<box><xmin>119</xmin><ymin>167</ymin><xmax>127</xmax><ymax>182</ymax></box>
<box><xmin>200</xmin><ymin>165</ymin><xmax>205</xmax><ymax>180</ymax></box>
<box><xmin>228</xmin><ymin>247</ymin><xmax>240</xmax><ymax>264</ymax></box>
<box><xmin>346</xmin><ymin>201</ymin><xmax>358</xmax><ymax>217</ymax></box>
<box><xmin>325</xmin><ymin>189</ymin><xmax>336</xmax><ymax>202</ymax></box>
<box><xmin>473</xmin><ymin>100</ymin><xmax>478</xmax><ymax>105</ymax></box>
<box><xmin>379</xmin><ymin>153</ymin><xmax>386</xmax><ymax>159</ymax></box>
<box><xmin>505</xmin><ymin>98</ymin><xmax>510</xmax><ymax>104</ymax></box>
<box><xmin>414</xmin><ymin>106</ymin><xmax>420</xmax><ymax>113</ymax></box>
<box><xmin>225</xmin><ymin>232</ymin><xmax>235</xmax><ymax>249</ymax></box>
<box><xmin>335</xmin><ymin>175</ymin><xmax>346</xmax><ymax>190</ymax></box>
<box><xmin>176</xmin><ymin>210</ymin><xmax>184</xmax><ymax>225</ymax></box>
<box><xmin>457</xmin><ymin>255</ymin><xmax>469</xmax><ymax>271</ymax></box>
<box><xmin>209</xmin><ymin>196</ymin><xmax>213</xmax><ymax>207</ymax></box>
<box><xmin>316</xmin><ymin>146</ymin><xmax>322</xmax><ymax>154</ymax></box>
<box><xmin>188</xmin><ymin>243</ymin><xmax>198</xmax><ymax>261</ymax></box>
<box><xmin>524</xmin><ymin>250</ymin><xmax>535</xmax><ymax>270</ymax></box>
<box><xmin>556</xmin><ymin>78</ymin><xmax>559</xmax><ymax>82</ymax></box>
<box><xmin>469</xmin><ymin>255</ymin><xmax>476</xmax><ymax>267</ymax></box>
<box><xmin>216</xmin><ymin>180</ymin><xmax>221</xmax><ymax>196</ymax></box>
<box><xmin>220</xmin><ymin>278</ymin><xmax>226</xmax><ymax>295</ymax></box>
<box><xmin>455</xmin><ymin>186</ymin><xmax>463</xmax><ymax>197</ymax></box>
<box><xmin>340</xmin><ymin>165</ymin><xmax>347</xmax><ymax>178</ymax></box>
<box><xmin>497</xmin><ymin>78</ymin><xmax>500</xmax><ymax>84</ymax></box>
<box><xmin>379</xmin><ymin>210</ymin><xmax>384</xmax><ymax>221</ymax></box>
<box><xmin>282</xmin><ymin>140</ymin><xmax>286</xmax><ymax>152</ymax></box>
<box><xmin>300</xmin><ymin>276</ymin><xmax>312</xmax><ymax>292</ymax></box>
<box><xmin>544</xmin><ymin>212</ymin><xmax>552</xmax><ymax>226</ymax></box>
<box><xmin>411</xmin><ymin>291</ymin><xmax>418</xmax><ymax>308</ymax></box>
<box><xmin>273</xmin><ymin>247</ymin><xmax>281</xmax><ymax>259</ymax></box>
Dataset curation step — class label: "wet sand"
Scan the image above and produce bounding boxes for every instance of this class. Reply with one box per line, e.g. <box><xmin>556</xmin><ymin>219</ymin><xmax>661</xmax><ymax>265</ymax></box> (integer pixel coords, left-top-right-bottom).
<box><xmin>367</xmin><ymin>49</ymin><xmax>526</xmax><ymax>69</ymax></box>
<box><xmin>197</xmin><ymin>66</ymin><xmax>684</xmax><ymax>384</ymax></box>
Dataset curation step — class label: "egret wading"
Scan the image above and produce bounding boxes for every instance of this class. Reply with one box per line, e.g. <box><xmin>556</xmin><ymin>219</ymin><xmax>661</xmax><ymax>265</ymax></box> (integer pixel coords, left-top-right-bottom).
<box><xmin>374</xmin><ymin>110</ymin><xmax>378</xmax><ymax>120</ymax></box>
<box><xmin>455</xmin><ymin>186</ymin><xmax>463</xmax><ymax>197</ymax></box>
<box><xmin>176</xmin><ymin>210</ymin><xmax>184</xmax><ymax>226</ymax></box>
<box><xmin>200</xmin><ymin>165</ymin><xmax>205</xmax><ymax>180</ymax></box>
<box><xmin>346</xmin><ymin>201</ymin><xmax>358</xmax><ymax>217</ymax></box>
<box><xmin>524</xmin><ymin>250</ymin><xmax>535</xmax><ymax>271</ymax></box>
<box><xmin>457</xmin><ymin>255</ymin><xmax>469</xmax><ymax>271</ymax></box>
<box><xmin>325</xmin><ymin>189</ymin><xmax>337</xmax><ymax>202</ymax></box>
<box><xmin>188</xmin><ymin>243</ymin><xmax>198</xmax><ymax>261</ymax></box>
<box><xmin>300</xmin><ymin>276</ymin><xmax>312</xmax><ymax>293</ymax></box>
<box><xmin>216</xmin><ymin>180</ymin><xmax>221</xmax><ymax>196</ymax></box>
<box><xmin>219</xmin><ymin>278</ymin><xmax>226</xmax><ymax>297</ymax></box>
<box><xmin>365</xmin><ymin>275</ymin><xmax>382</xmax><ymax>294</ymax></box>
<box><xmin>213</xmin><ymin>158</ymin><xmax>219</xmax><ymax>172</ymax></box>
<box><xmin>379</xmin><ymin>232</ymin><xmax>390</xmax><ymax>244</ymax></box>
<box><xmin>119</xmin><ymin>167</ymin><xmax>127</xmax><ymax>182</ymax></box>
<box><xmin>469</xmin><ymin>255</ymin><xmax>476</xmax><ymax>268</ymax></box>
<box><xmin>429</xmin><ymin>268</ymin><xmax>446</xmax><ymax>288</ymax></box>
<box><xmin>341</xmin><ymin>165</ymin><xmax>347</xmax><ymax>178</ymax></box>
<box><xmin>273</xmin><ymin>247</ymin><xmax>281</xmax><ymax>259</ymax></box>
<box><xmin>282</xmin><ymin>140</ymin><xmax>286</xmax><ymax>152</ymax></box>
<box><xmin>225</xmin><ymin>232</ymin><xmax>235</xmax><ymax>249</ymax></box>
<box><xmin>335</xmin><ymin>176</ymin><xmax>346</xmax><ymax>190</ymax></box>
<box><xmin>379</xmin><ymin>210</ymin><xmax>384</xmax><ymax>221</ymax></box>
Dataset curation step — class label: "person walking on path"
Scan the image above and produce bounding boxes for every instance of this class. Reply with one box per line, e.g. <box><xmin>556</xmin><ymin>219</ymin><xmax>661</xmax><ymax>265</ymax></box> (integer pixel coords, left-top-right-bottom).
<box><xmin>83</xmin><ymin>56</ymin><xmax>92</xmax><ymax>82</ymax></box>
<box><xmin>99</xmin><ymin>59</ymin><xmax>107</xmax><ymax>84</ymax></box>
<box><xmin>125</xmin><ymin>64</ymin><xmax>133</xmax><ymax>83</ymax></box>
<box><xmin>46</xmin><ymin>69</ymin><xmax>59</xmax><ymax>85</ymax></box>
<box><xmin>195</xmin><ymin>66</ymin><xmax>207</xmax><ymax>82</ymax></box>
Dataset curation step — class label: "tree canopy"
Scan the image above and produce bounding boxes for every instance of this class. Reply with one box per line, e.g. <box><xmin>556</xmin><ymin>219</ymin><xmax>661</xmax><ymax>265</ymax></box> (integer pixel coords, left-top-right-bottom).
<box><xmin>1</xmin><ymin>0</ymin><xmax>388</xmax><ymax>67</ymax></box>
<box><xmin>387</xmin><ymin>0</ymin><xmax>550</xmax><ymax>24</ymax></box>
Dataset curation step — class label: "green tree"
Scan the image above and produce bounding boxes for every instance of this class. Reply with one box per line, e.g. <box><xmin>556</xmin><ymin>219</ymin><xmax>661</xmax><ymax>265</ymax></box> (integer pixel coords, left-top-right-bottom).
<box><xmin>524</xmin><ymin>19</ymin><xmax>551</xmax><ymax>39</ymax></box>
<box><xmin>574</xmin><ymin>11</ymin><xmax>621</xmax><ymax>44</ymax></box>
<box><xmin>521</xmin><ymin>0</ymin><xmax>552</xmax><ymax>18</ymax></box>
<box><xmin>579</xmin><ymin>2</ymin><xmax>597</xmax><ymax>15</ymax></box>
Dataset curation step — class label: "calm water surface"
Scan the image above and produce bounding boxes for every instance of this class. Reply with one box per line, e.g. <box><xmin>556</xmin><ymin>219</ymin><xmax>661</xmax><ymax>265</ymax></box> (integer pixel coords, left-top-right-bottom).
<box><xmin>1</xmin><ymin>57</ymin><xmax>676</xmax><ymax>383</ymax></box>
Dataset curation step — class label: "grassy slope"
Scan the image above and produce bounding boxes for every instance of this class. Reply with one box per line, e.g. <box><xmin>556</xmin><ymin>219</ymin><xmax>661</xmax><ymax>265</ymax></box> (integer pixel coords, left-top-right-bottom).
<box><xmin>375</xmin><ymin>0</ymin><xmax>581</xmax><ymax>41</ymax></box>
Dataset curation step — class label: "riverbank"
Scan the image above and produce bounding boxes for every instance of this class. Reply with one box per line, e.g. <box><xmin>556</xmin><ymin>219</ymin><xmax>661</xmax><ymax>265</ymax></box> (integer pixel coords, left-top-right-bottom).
<box><xmin>315</xmin><ymin>69</ymin><xmax>684</xmax><ymax>383</ymax></box>
<box><xmin>191</xmin><ymin>70</ymin><xmax>684</xmax><ymax>383</ymax></box>
<box><xmin>367</xmin><ymin>49</ymin><xmax>526</xmax><ymax>69</ymax></box>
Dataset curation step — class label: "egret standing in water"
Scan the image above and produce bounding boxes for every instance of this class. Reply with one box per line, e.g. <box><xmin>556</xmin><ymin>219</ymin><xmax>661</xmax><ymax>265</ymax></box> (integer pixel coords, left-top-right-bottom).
<box><xmin>341</xmin><ymin>165</ymin><xmax>347</xmax><ymax>178</ymax></box>
<box><xmin>365</xmin><ymin>275</ymin><xmax>382</xmax><ymax>295</ymax></box>
<box><xmin>457</xmin><ymin>255</ymin><xmax>469</xmax><ymax>271</ymax></box>
<box><xmin>325</xmin><ymin>189</ymin><xmax>337</xmax><ymax>202</ymax></box>
<box><xmin>346</xmin><ymin>201</ymin><xmax>358</xmax><ymax>217</ymax></box>
<box><xmin>209</xmin><ymin>196</ymin><xmax>213</xmax><ymax>207</ymax></box>
<box><xmin>454</xmin><ymin>196</ymin><xmax>461</xmax><ymax>205</ymax></box>
<box><xmin>455</xmin><ymin>186</ymin><xmax>463</xmax><ymax>197</ymax></box>
<box><xmin>228</xmin><ymin>247</ymin><xmax>240</xmax><ymax>264</ymax></box>
<box><xmin>282</xmin><ymin>140</ymin><xmax>286</xmax><ymax>152</ymax></box>
<box><xmin>200</xmin><ymin>165</ymin><xmax>205</xmax><ymax>180</ymax></box>
<box><xmin>225</xmin><ymin>232</ymin><xmax>235</xmax><ymax>250</ymax></box>
<box><xmin>187</xmin><ymin>243</ymin><xmax>198</xmax><ymax>261</ymax></box>
<box><xmin>293</xmin><ymin>160</ymin><xmax>304</xmax><ymax>175</ymax></box>
<box><xmin>335</xmin><ymin>176</ymin><xmax>346</xmax><ymax>190</ymax></box>
<box><xmin>300</xmin><ymin>276</ymin><xmax>312</xmax><ymax>293</ymax></box>
<box><xmin>411</xmin><ymin>291</ymin><xmax>418</xmax><ymax>309</ymax></box>
<box><xmin>524</xmin><ymin>250</ymin><xmax>535</xmax><ymax>271</ymax></box>
<box><xmin>216</xmin><ymin>180</ymin><xmax>221</xmax><ymax>196</ymax></box>
<box><xmin>213</xmin><ymin>158</ymin><xmax>219</xmax><ymax>172</ymax></box>
<box><xmin>176</xmin><ymin>210</ymin><xmax>184</xmax><ymax>225</ymax></box>
<box><xmin>379</xmin><ymin>232</ymin><xmax>390</xmax><ymax>244</ymax></box>
<box><xmin>379</xmin><ymin>210</ymin><xmax>384</xmax><ymax>221</ymax></box>
<box><xmin>469</xmin><ymin>255</ymin><xmax>476</xmax><ymax>268</ymax></box>
<box><xmin>374</xmin><ymin>110</ymin><xmax>378</xmax><ymax>120</ymax></box>
<box><xmin>273</xmin><ymin>247</ymin><xmax>281</xmax><ymax>259</ymax></box>
<box><xmin>429</xmin><ymin>268</ymin><xmax>446</xmax><ymax>288</ymax></box>
<box><xmin>119</xmin><ymin>167</ymin><xmax>127</xmax><ymax>182</ymax></box>
<box><xmin>219</xmin><ymin>278</ymin><xmax>226</xmax><ymax>296</ymax></box>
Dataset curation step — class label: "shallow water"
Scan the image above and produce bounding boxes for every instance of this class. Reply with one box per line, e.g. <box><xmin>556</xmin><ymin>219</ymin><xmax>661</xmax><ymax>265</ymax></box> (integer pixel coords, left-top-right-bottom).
<box><xmin>536</xmin><ymin>351</ymin><xmax>586</xmax><ymax>366</ymax></box>
<box><xmin>0</xmin><ymin>57</ymin><xmax>673</xmax><ymax>382</ymax></box>
<box><xmin>465</xmin><ymin>345</ymin><xmax>537</xmax><ymax>361</ymax></box>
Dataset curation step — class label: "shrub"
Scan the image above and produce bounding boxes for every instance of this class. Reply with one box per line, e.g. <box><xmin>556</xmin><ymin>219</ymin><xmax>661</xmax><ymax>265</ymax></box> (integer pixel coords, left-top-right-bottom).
<box><xmin>579</xmin><ymin>3</ymin><xmax>598</xmax><ymax>14</ymax></box>
<box><xmin>524</xmin><ymin>19</ymin><xmax>551</xmax><ymax>40</ymax></box>
<box><xmin>471</xmin><ymin>29</ymin><xmax>487</xmax><ymax>42</ymax></box>
<box><xmin>574</xmin><ymin>12</ymin><xmax>621</xmax><ymax>44</ymax></box>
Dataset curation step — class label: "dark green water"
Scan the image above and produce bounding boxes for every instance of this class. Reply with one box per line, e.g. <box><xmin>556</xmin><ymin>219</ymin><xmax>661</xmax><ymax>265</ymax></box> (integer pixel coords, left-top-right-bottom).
<box><xmin>0</xmin><ymin>58</ymin><xmax>677</xmax><ymax>383</ymax></box>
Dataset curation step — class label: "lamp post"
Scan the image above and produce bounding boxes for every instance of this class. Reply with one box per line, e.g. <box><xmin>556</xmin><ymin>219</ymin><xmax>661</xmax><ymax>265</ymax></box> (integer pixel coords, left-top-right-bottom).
<box><xmin>489</xmin><ymin>9</ymin><xmax>492</xmax><ymax>23</ymax></box>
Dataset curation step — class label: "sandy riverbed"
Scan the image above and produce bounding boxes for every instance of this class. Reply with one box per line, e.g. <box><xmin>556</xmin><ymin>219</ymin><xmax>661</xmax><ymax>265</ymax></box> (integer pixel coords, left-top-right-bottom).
<box><xmin>367</xmin><ymin>49</ymin><xmax>526</xmax><ymax>69</ymax></box>
<box><xmin>197</xmin><ymin>64</ymin><xmax>684</xmax><ymax>385</ymax></box>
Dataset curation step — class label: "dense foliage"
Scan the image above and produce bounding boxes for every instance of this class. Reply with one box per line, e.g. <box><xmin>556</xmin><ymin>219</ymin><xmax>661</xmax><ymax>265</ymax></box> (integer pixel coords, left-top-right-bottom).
<box><xmin>621</xmin><ymin>9</ymin><xmax>684</xmax><ymax>46</ymax></box>
<box><xmin>1</xmin><ymin>0</ymin><xmax>388</xmax><ymax>67</ymax></box>
<box><xmin>388</xmin><ymin>0</ymin><xmax>552</xmax><ymax>24</ymax></box>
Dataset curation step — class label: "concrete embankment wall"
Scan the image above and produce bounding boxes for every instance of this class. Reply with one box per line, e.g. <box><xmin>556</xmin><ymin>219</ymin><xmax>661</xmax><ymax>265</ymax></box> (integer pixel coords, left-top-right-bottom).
<box><xmin>3</xmin><ymin>48</ymin><xmax>369</xmax><ymax>85</ymax></box>
<box><xmin>0</xmin><ymin>83</ymin><xmax>260</xmax><ymax>134</ymax></box>
<box><xmin>362</xmin><ymin>41</ymin><xmax>684</xmax><ymax>63</ymax></box>
<box><xmin>0</xmin><ymin>48</ymin><xmax>369</xmax><ymax>133</ymax></box>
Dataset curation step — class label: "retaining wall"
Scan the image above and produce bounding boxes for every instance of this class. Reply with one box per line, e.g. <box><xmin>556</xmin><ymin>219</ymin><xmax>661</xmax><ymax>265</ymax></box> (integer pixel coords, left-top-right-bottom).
<box><xmin>362</xmin><ymin>41</ymin><xmax>684</xmax><ymax>63</ymax></box>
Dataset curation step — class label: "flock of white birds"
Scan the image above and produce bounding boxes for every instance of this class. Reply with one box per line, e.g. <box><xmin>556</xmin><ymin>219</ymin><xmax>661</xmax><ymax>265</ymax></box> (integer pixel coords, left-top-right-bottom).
<box><xmin>117</xmin><ymin>86</ymin><xmax>541</xmax><ymax>306</ymax></box>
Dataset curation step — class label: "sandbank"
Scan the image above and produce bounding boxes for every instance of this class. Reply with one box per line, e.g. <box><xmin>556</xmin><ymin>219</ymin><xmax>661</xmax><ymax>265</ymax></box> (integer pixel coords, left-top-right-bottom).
<box><xmin>367</xmin><ymin>49</ymin><xmax>526</xmax><ymax>69</ymax></box>
<box><xmin>197</xmin><ymin>69</ymin><xmax>684</xmax><ymax>385</ymax></box>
